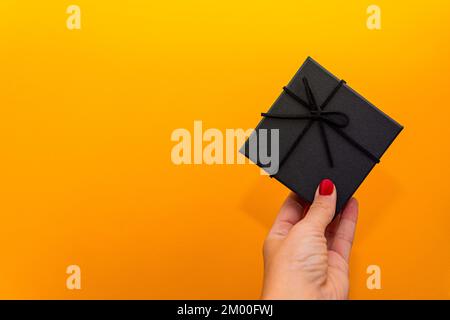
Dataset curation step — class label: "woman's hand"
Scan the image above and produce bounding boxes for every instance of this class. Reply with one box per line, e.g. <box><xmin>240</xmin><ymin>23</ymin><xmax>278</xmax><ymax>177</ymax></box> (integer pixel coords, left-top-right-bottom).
<box><xmin>261</xmin><ymin>179</ymin><xmax>359</xmax><ymax>300</ymax></box>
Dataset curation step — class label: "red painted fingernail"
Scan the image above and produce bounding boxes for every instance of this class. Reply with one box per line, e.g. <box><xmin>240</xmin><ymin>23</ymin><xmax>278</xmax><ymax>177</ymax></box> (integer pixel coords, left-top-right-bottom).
<box><xmin>319</xmin><ymin>179</ymin><xmax>334</xmax><ymax>196</ymax></box>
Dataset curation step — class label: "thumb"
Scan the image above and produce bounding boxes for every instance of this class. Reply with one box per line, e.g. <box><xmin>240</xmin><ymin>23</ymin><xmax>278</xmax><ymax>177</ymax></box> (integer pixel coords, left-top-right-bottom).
<box><xmin>303</xmin><ymin>179</ymin><xmax>337</xmax><ymax>231</ymax></box>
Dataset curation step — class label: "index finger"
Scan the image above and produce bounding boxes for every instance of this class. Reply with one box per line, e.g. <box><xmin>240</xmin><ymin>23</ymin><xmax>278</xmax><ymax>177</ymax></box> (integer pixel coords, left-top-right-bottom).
<box><xmin>328</xmin><ymin>197</ymin><xmax>359</xmax><ymax>262</ymax></box>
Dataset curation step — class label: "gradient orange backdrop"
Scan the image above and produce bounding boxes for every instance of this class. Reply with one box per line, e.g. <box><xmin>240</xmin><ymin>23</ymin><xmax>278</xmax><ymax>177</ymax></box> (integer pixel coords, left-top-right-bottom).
<box><xmin>1</xmin><ymin>0</ymin><xmax>449</xmax><ymax>299</ymax></box>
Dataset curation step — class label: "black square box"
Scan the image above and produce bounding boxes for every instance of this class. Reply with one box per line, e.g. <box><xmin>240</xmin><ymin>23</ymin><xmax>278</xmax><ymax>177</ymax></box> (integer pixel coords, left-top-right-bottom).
<box><xmin>240</xmin><ymin>57</ymin><xmax>403</xmax><ymax>212</ymax></box>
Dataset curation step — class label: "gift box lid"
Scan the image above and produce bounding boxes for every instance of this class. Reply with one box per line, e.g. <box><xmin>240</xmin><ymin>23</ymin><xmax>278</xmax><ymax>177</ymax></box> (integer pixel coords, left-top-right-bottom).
<box><xmin>240</xmin><ymin>57</ymin><xmax>403</xmax><ymax>213</ymax></box>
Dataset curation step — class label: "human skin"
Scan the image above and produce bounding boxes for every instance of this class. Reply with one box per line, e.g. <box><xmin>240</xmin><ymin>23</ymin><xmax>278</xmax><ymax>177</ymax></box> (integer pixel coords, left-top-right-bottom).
<box><xmin>261</xmin><ymin>179</ymin><xmax>359</xmax><ymax>300</ymax></box>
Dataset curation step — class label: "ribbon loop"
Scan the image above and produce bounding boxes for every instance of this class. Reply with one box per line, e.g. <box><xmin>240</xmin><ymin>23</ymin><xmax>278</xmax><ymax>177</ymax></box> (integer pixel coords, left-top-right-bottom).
<box><xmin>261</xmin><ymin>77</ymin><xmax>380</xmax><ymax>171</ymax></box>
<box><xmin>320</xmin><ymin>112</ymin><xmax>349</xmax><ymax>128</ymax></box>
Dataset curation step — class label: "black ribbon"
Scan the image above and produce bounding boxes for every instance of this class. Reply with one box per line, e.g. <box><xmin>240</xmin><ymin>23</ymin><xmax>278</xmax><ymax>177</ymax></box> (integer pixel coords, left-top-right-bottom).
<box><xmin>261</xmin><ymin>77</ymin><xmax>380</xmax><ymax>171</ymax></box>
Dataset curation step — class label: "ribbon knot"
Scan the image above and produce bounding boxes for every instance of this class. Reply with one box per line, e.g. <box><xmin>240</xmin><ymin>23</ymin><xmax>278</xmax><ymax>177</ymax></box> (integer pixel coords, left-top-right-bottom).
<box><xmin>308</xmin><ymin>110</ymin><xmax>349</xmax><ymax>128</ymax></box>
<box><xmin>261</xmin><ymin>77</ymin><xmax>380</xmax><ymax>170</ymax></box>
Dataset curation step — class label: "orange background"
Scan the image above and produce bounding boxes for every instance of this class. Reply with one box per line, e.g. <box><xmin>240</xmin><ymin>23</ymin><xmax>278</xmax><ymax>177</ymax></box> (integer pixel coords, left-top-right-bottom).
<box><xmin>1</xmin><ymin>0</ymin><xmax>449</xmax><ymax>299</ymax></box>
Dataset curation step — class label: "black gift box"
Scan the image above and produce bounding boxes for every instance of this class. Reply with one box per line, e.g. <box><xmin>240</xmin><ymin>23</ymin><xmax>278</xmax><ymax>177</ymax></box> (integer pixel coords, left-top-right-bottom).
<box><xmin>240</xmin><ymin>57</ymin><xmax>403</xmax><ymax>213</ymax></box>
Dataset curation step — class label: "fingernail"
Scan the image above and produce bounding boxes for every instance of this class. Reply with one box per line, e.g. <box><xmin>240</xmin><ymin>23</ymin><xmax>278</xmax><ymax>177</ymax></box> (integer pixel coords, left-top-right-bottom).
<box><xmin>319</xmin><ymin>179</ymin><xmax>334</xmax><ymax>196</ymax></box>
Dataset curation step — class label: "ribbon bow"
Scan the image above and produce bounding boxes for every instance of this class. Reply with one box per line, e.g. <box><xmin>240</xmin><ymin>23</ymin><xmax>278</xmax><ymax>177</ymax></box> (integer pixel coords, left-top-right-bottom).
<box><xmin>261</xmin><ymin>77</ymin><xmax>380</xmax><ymax>169</ymax></box>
